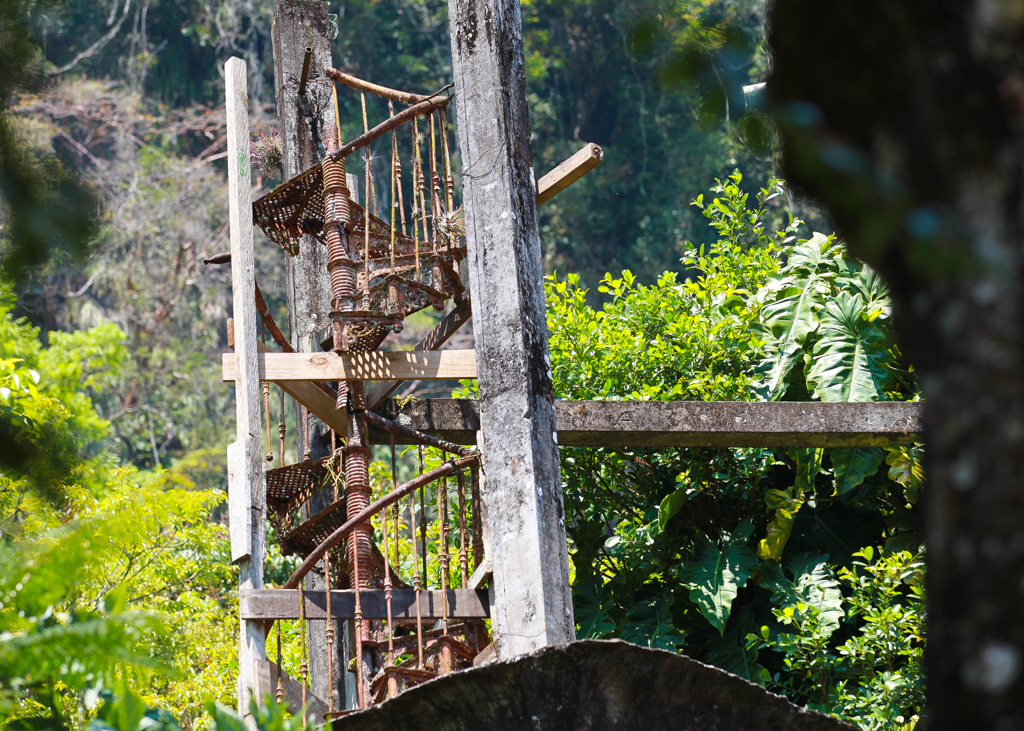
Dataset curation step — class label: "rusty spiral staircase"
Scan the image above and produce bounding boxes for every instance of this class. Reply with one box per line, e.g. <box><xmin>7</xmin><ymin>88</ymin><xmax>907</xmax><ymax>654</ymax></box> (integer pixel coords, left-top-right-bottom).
<box><xmin>231</xmin><ymin>64</ymin><xmax>490</xmax><ymax>715</ymax></box>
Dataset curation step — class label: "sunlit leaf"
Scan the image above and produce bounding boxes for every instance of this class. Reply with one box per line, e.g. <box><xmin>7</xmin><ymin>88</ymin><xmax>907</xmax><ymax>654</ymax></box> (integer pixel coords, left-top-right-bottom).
<box><xmin>805</xmin><ymin>292</ymin><xmax>893</xmax><ymax>402</ymax></box>
<box><xmin>680</xmin><ymin>520</ymin><xmax>758</xmax><ymax>634</ymax></box>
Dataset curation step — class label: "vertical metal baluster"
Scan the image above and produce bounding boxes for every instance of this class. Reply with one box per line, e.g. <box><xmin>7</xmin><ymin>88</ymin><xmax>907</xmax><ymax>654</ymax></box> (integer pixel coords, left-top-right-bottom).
<box><xmin>413</xmin><ymin>118</ymin><xmax>429</xmax><ymax>258</ymax></box>
<box><xmin>396</xmin><ymin>120</ymin><xmax>407</xmax><ymax>238</ymax></box>
<box><xmin>438</xmin><ymin>453</ymin><xmax>453</xmax><ymax>674</ymax></box>
<box><xmin>471</xmin><ymin>465</ymin><xmax>483</xmax><ymax>569</ymax></box>
<box><xmin>324</xmin><ymin>552</ymin><xmax>335</xmax><ymax>715</ymax></box>
<box><xmin>262</xmin><ymin>382</ymin><xmax>274</xmax><ymax>463</ymax></box>
<box><xmin>418</xmin><ymin>445</ymin><xmax>427</xmax><ymax>586</ymax></box>
<box><xmin>389</xmin><ymin>100</ymin><xmax>397</xmax><ymax>275</ymax></box>
<box><xmin>439</xmin><ymin>452</ymin><xmax>450</xmax><ymax>636</ymax></box>
<box><xmin>440</xmin><ymin>106</ymin><xmax>455</xmax><ymax>215</ymax></box>
<box><xmin>409</xmin><ymin>454</ymin><xmax>424</xmax><ymax>669</ymax></box>
<box><xmin>299</xmin><ymin>583</ymin><xmax>308</xmax><ymax>711</ymax></box>
<box><xmin>457</xmin><ymin>469</ymin><xmax>469</xmax><ymax>588</ymax></box>
<box><xmin>382</xmin><ymin>436</ymin><xmax>396</xmax><ymax>697</ymax></box>
<box><xmin>302</xmin><ymin>405</ymin><xmax>310</xmax><ymax>461</ymax></box>
<box><xmin>428</xmin><ymin>112</ymin><xmax>440</xmax><ymax>253</ymax></box>
<box><xmin>352</xmin><ymin>530</ymin><xmax>365</xmax><ymax>709</ymax></box>
<box><xmin>470</xmin><ymin>465</ymin><xmax>487</xmax><ymax>653</ymax></box>
<box><xmin>275</xmin><ymin>619</ymin><xmax>284</xmax><ymax>703</ymax></box>
<box><xmin>411</xmin><ymin>118</ymin><xmax>421</xmax><ymax>274</ymax></box>
<box><xmin>277</xmin><ymin>386</ymin><xmax>286</xmax><ymax>469</ymax></box>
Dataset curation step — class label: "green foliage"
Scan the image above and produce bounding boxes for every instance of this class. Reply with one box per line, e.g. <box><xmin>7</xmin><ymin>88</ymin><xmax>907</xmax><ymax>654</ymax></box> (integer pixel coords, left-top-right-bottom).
<box><xmin>547</xmin><ymin>173</ymin><xmax>923</xmax><ymax>730</ymax></box>
<box><xmin>752</xmin><ymin>549</ymin><xmax>925</xmax><ymax>729</ymax></box>
<box><xmin>679</xmin><ymin>520</ymin><xmax>758</xmax><ymax>635</ymax></box>
<box><xmin>0</xmin><ymin>293</ymin><xmax>237</xmax><ymax>730</ymax></box>
<box><xmin>755</xmin><ymin>234</ymin><xmax>905</xmax><ymax>403</ymax></box>
<box><xmin>0</xmin><ymin>0</ymin><xmax>97</xmax><ymax>284</ymax></box>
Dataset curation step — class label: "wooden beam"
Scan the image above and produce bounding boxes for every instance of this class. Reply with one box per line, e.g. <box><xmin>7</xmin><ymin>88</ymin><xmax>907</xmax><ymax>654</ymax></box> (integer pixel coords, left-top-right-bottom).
<box><xmin>449</xmin><ymin>0</ymin><xmax>575</xmax><ymax>659</ymax></box>
<box><xmin>536</xmin><ymin>143</ymin><xmax>604</xmax><ymax>206</ymax></box>
<box><xmin>228</xmin><ymin>325</ymin><xmax>349</xmax><ymax>438</ymax></box>
<box><xmin>223</xmin><ymin>349</ymin><xmax>477</xmax><ymax>383</ymax></box>
<box><xmin>366</xmin><ymin>298</ymin><xmax>474</xmax><ymax>410</ymax></box>
<box><xmin>224</xmin><ymin>56</ymin><xmax>267</xmax><ymax>717</ymax></box>
<box><xmin>240</xmin><ymin>589</ymin><xmax>491</xmax><ymax>621</ymax></box>
<box><xmin>255</xmin><ymin>660</ymin><xmax>328</xmax><ymax>727</ymax></box>
<box><xmin>372</xmin><ymin>399</ymin><xmax>923</xmax><ymax>448</ymax></box>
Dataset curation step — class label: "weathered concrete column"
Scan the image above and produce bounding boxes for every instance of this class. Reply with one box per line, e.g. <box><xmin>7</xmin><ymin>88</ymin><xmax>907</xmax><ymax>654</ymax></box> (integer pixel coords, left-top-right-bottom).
<box><xmin>447</xmin><ymin>0</ymin><xmax>575</xmax><ymax>658</ymax></box>
<box><xmin>271</xmin><ymin>0</ymin><xmax>351</xmax><ymax>710</ymax></box>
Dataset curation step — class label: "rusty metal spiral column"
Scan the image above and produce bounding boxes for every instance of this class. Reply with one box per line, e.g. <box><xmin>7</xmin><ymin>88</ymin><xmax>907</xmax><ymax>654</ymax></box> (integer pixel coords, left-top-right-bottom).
<box><xmin>343</xmin><ymin>381</ymin><xmax>374</xmax><ymax>706</ymax></box>
<box><xmin>321</xmin><ymin>133</ymin><xmax>357</xmax><ymax>363</ymax></box>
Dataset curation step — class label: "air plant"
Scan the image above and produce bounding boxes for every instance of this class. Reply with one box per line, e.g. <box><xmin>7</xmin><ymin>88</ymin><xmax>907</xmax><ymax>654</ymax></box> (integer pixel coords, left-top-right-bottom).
<box><xmin>434</xmin><ymin>205</ymin><xmax>465</xmax><ymax>248</ymax></box>
<box><xmin>251</xmin><ymin>129</ymin><xmax>284</xmax><ymax>181</ymax></box>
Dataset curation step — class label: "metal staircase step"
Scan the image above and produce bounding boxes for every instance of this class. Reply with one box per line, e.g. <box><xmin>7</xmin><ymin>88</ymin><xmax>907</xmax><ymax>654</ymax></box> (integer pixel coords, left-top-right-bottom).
<box><xmin>266</xmin><ymin>457</ymin><xmax>331</xmax><ymax>515</ymax></box>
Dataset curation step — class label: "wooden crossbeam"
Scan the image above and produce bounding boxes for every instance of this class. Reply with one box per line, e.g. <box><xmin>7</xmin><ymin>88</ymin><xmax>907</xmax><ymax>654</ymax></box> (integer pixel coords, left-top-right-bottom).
<box><xmin>240</xmin><ymin>588</ymin><xmax>491</xmax><ymax>621</ymax></box>
<box><xmin>255</xmin><ymin>660</ymin><xmax>328</xmax><ymax>726</ymax></box>
<box><xmin>370</xmin><ymin>398</ymin><xmax>923</xmax><ymax>448</ymax></box>
<box><xmin>227</xmin><ymin>321</ymin><xmax>349</xmax><ymax>436</ymax></box>
<box><xmin>222</xmin><ymin>349</ymin><xmax>477</xmax><ymax>383</ymax></box>
<box><xmin>536</xmin><ymin>143</ymin><xmax>604</xmax><ymax>205</ymax></box>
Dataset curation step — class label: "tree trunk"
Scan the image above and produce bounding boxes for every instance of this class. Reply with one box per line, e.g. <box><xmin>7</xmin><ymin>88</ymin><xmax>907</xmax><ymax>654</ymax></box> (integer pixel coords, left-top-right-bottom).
<box><xmin>767</xmin><ymin>2</ymin><xmax>1024</xmax><ymax>727</ymax></box>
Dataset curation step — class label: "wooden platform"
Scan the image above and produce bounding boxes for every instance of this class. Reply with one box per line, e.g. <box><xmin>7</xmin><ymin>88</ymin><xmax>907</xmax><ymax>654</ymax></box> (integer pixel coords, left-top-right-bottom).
<box><xmin>222</xmin><ymin>349</ymin><xmax>477</xmax><ymax>382</ymax></box>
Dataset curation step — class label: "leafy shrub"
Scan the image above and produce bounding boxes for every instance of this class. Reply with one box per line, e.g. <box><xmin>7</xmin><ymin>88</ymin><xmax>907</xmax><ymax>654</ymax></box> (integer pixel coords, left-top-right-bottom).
<box><xmin>548</xmin><ymin>172</ymin><xmax>925</xmax><ymax>729</ymax></box>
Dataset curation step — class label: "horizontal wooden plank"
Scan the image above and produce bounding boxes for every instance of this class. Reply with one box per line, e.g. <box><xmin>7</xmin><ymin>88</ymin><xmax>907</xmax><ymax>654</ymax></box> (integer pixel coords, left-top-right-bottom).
<box><xmin>536</xmin><ymin>143</ymin><xmax>604</xmax><ymax>205</ymax></box>
<box><xmin>223</xmin><ymin>349</ymin><xmax>477</xmax><ymax>383</ymax></box>
<box><xmin>371</xmin><ymin>399</ymin><xmax>923</xmax><ymax>448</ymax></box>
<box><xmin>240</xmin><ymin>588</ymin><xmax>491</xmax><ymax>621</ymax></box>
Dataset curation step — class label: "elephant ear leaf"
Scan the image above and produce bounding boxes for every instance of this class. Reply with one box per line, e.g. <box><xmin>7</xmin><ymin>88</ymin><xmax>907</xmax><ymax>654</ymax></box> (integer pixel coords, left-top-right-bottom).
<box><xmin>831</xmin><ymin>446</ymin><xmax>886</xmax><ymax>495</ymax></box>
<box><xmin>680</xmin><ymin>520</ymin><xmax>758</xmax><ymax>635</ymax></box>
<box><xmin>805</xmin><ymin>292</ymin><xmax>893</xmax><ymax>403</ymax></box>
<box><xmin>574</xmin><ymin>573</ymin><xmax>616</xmax><ymax>639</ymax></box>
<box><xmin>761</xmin><ymin>552</ymin><xmax>844</xmax><ymax>637</ymax></box>
<box><xmin>847</xmin><ymin>265</ymin><xmax>891</xmax><ymax>322</ymax></box>
<box><xmin>887</xmin><ymin>444</ymin><xmax>924</xmax><ymax>504</ymax></box>
<box><xmin>758</xmin><ymin>233</ymin><xmax>836</xmax><ymax>399</ymax></box>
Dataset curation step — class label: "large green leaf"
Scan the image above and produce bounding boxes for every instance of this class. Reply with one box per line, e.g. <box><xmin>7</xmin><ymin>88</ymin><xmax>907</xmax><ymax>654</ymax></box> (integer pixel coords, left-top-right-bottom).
<box><xmin>805</xmin><ymin>292</ymin><xmax>893</xmax><ymax>402</ymax></box>
<box><xmin>758</xmin><ymin>235</ymin><xmax>837</xmax><ymax>399</ymax></box>
<box><xmin>761</xmin><ymin>552</ymin><xmax>844</xmax><ymax>636</ymax></box>
<box><xmin>705</xmin><ymin>632</ymin><xmax>765</xmax><ymax>683</ymax></box>
<box><xmin>618</xmin><ymin>594</ymin><xmax>685</xmax><ymax>651</ymax></box>
<box><xmin>658</xmin><ymin>484</ymin><xmax>689</xmax><ymax>533</ymax></box>
<box><xmin>573</xmin><ymin>573</ymin><xmax>616</xmax><ymax>639</ymax></box>
<box><xmin>845</xmin><ymin>266</ymin><xmax>891</xmax><ymax>321</ymax></box>
<box><xmin>831</xmin><ymin>446</ymin><xmax>886</xmax><ymax>495</ymax></box>
<box><xmin>792</xmin><ymin>448</ymin><xmax>823</xmax><ymax>493</ymax></box>
<box><xmin>887</xmin><ymin>444</ymin><xmax>924</xmax><ymax>504</ymax></box>
<box><xmin>680</xmin><ymin>519</ymin><xmax>758</xmax><ymax>635</ymax></box>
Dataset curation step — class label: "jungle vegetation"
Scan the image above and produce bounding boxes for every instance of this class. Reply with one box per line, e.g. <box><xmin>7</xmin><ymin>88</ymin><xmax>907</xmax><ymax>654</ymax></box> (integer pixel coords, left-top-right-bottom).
<box><xmin>1</xmin><ymin>0</ymin><xmax>923</xmax><ymax>730</ymax></box>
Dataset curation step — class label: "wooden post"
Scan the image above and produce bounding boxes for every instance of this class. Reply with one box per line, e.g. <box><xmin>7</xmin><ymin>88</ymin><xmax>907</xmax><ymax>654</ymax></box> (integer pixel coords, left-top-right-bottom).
<box><xmin>271</xmin><ymin>0</ymin><xmax>349</xmax><ymax>710</ymax></box>
<box><xmin>225</xmin><ymin>56</ymin><xmax>267</xmax><ymax>718</ymax></box>
<box><xmin>447</xmin><ymin>0</ymin><xmax>575</xmax><ymax>658</ymax></box>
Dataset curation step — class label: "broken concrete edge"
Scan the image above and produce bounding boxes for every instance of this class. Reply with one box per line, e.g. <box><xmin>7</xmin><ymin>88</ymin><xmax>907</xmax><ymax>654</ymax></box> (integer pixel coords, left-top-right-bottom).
<box><xmin>371</xmin><ymin>398</ymin><xmax>923</xmax><ymax>447</ymax></box>
<box><xmin>330</xmin><ymin>639</ymin><xmax>855</xmax><ymax>730</ymax></box>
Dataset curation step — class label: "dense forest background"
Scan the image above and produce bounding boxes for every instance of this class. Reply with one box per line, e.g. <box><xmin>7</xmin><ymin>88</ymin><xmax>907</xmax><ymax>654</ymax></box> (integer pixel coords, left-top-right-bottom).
<box><xmin>12</xmin><ymin>0</ymin><xmax>788</xmax><ymax>471</ymax></box>
<box><xmin>1</xmin><ymin>1</ymin><xmax>926</xmax><ymax>730</ymax></box>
